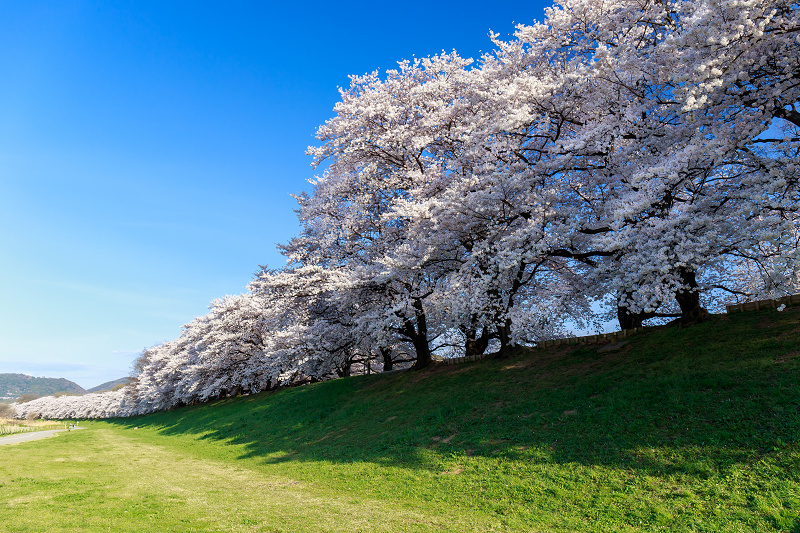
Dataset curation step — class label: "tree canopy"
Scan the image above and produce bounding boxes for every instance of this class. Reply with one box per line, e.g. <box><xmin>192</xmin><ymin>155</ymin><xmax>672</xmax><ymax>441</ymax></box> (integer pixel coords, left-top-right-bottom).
<box><xmin>15</xmin><ymin>0</ymin><xmax>799</xmax><ymax>420</ymax></box>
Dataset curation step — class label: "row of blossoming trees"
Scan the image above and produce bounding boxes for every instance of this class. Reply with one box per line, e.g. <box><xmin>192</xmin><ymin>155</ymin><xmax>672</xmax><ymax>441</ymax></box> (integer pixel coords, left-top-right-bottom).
<box><xmin>16</xmin><ymin>0</ymin><xmax>800</xmax><ymax>419</ymax></box>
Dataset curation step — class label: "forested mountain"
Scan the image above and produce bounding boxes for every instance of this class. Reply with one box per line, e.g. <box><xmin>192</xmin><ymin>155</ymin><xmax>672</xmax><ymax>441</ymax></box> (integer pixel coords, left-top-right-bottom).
<box><xmin>0</xmin><ymin>374</ymin><xmax>86</xmax><ymax>400</ymax></box>
<box><xmin>87</xmin><ymin>378</ymin><xmax>131</xmax><ymax>393</ymax></box>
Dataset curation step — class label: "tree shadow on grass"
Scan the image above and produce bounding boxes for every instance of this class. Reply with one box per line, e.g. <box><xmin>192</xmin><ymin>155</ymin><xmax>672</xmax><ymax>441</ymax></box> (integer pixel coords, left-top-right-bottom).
<box><xmin>98</xmin><ymin>313</ymin><xmax>800</xmax><ymax>532</ymax></box>
<box><xmin>103</xmin><ymin>314</ymin><xmax>800</xmax><ymax>483</ymax></box>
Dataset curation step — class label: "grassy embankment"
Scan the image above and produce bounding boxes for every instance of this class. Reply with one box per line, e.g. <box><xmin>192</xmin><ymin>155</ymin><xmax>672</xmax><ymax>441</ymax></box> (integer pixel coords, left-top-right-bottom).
<box><xmin>1</xmin><ymin>307</ymin><xmax>799</xmax><ymax>532</ymax></box>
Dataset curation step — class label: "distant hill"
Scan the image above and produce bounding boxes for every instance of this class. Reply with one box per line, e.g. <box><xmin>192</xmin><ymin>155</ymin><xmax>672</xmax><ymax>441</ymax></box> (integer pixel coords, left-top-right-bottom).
<box><xmin>87</xmin><ymin>377</ymin><xmax>131</xmax><ymax>393</ymax></box>
<box><xmin>0</xmin><ymin>373</ymin><xmax>86</xmax><ymax>400</ymax></box>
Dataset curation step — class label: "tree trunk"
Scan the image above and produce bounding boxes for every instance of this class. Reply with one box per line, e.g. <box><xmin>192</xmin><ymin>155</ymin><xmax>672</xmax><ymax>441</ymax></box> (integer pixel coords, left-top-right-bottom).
<box><xmin>617</xmin><ymin>306</ymin><xmax>657</xmax><ymax>330</ymax></box>
<box><xmin>380</xmin><ymin>347</ymin><xmax>393</xmax><ymax>372</ymax></box>
<box><xmin>496</xmin><ymin>318</ymin><xmax>513</xmax><ymax>356</ymax></box>
<box><xmin>337</xmin><ymin>355</ymin><xmax>352</xmax><ymax>377</ymax></box>
<box><xmin>616</xmin><ymin>289</ymin><xmax>662</xmax><ymax>330</ymax></box>
<box><xmin>409</xmin><ymin>298</ymin><xmax>432</xmax><ymax>370</ymax></box>
<box><xmin>618</xmin><ymin>306</ymin><xmax>641</xmax><ymax>330</ymax></box>
<box><xmin>675</xmin><ymin>268</ymin><xmax>708</xmax><ymax>324</ymax></box>
<box><xmin>463</xmin><ymin>325</ymin><xmax>491</xmax><ymax>357</ymax></box>
<box><xmin>410</xmin><ymin>336</ymin><xmax>431</xmax><ymax>370</ymax></box>
<box><xmin>397</xmin><ymin>297</ymin><xmax>432</xmax><ymax>370</ymax></box>
<box><xmin>493</xmin><ymin>261</ymin><xmax>529</xmax><ymax>357</ymax></box>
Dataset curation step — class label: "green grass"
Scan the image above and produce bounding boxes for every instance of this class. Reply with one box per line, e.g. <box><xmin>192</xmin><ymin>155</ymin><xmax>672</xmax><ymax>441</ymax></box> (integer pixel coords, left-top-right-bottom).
<box><xmin>0</xmin><ymin>418</ymin><xmax>63</xmax><ymax>435</ymax></box>
<box><xmin>1</xmin><ymin>308</ymin><xmax>800</xmax><ymax>532</ymax></box>
<box><xmin>0</xmin><ymin>424</ymin><xmax>60</xmax><ymax>435</ymax></box>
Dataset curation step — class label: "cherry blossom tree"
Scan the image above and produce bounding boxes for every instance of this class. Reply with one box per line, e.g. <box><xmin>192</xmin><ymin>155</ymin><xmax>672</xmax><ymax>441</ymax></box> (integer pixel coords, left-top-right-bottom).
<box><xmin>487</xmin><ymin>0</ymin><xmax>800</xmax><ymax>327</ymax></box>
<box><xmin>19</xmin><ymin>0</ymin><xmax>799</xmax><ymax>420</ymax></box>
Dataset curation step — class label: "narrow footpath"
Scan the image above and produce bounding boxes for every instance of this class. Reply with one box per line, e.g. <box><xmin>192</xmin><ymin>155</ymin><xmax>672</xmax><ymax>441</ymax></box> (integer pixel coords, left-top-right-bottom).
<box><xmin>0</xmin><ymin>427</ymin><xmax>83</xmax><ymax>446</ymax></box>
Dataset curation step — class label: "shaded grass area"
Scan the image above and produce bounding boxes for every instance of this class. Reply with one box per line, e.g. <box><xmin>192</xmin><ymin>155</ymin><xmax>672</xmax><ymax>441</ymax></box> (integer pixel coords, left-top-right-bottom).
<box><xmin>3</xmin><ymin>307</ymin><xmax>800</xmax><ymax>531</ymax></box>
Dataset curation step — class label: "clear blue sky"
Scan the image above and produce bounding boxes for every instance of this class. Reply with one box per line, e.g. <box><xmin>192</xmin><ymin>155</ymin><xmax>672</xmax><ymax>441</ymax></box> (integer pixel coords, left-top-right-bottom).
<box><xmin>0</xmin><ymin>1</ymin><xmax>553</xmax><ymax>389</ymax></box>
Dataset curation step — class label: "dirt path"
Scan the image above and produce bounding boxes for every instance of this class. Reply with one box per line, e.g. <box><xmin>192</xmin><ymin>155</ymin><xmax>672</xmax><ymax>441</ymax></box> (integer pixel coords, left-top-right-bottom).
<box><xmin>0</xmin><ymin>427</ymin><xmax>83</xmax><ymax>446</ymax></box>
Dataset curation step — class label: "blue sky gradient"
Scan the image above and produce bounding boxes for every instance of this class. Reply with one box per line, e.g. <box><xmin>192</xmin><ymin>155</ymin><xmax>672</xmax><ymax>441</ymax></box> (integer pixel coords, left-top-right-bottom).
<box><xmin>0</xmin><ymin>1</ymin><xmax>553</xmax><ymax>388</ymax></box>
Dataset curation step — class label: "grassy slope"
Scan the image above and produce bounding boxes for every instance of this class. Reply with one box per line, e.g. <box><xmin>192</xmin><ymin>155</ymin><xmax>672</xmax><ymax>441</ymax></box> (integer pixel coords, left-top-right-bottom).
<box><xmin>1</xmin><ymin>307</ymin><xmax>799</xmax><ymax>532</ymax></box>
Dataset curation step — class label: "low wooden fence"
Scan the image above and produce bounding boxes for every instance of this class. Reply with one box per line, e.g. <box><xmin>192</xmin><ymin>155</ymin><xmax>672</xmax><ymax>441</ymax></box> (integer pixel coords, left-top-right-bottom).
<box><xmin>532</xmin><ymin>327</ymin><xmax>642</xmax><ymax>350</ymax></box>
<box><xmin>439</xmin><ymin>327</ymin><xmax>643</xmax><ymax>364</ymax></box>
<box><xmin>725</xmin><ymin>294</ymin><xmax>800</xmax><ymax>313</ymax></box>
<box><xmin>0</xmin><ymin>424</ymin><xmax>63</xmax><ymax>436</ymax></box>
<box><xmin>439</xmin><ymin>293</ymin><xmax>800</xmax><ymax>365</ymax></box>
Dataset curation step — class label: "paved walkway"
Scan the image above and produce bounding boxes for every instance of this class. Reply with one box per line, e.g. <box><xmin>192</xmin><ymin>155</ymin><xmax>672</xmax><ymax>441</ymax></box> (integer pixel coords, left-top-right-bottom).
<box><xmin>0</xmin><ymin>427</ymin><xmax>84</xmax><ymax>446</ymax></box>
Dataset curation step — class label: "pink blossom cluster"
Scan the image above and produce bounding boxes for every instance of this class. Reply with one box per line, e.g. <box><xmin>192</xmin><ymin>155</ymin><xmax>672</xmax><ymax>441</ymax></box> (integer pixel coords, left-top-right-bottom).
<box><xmin>16</xmin><ymin>0</ymin><xmax>799</xmax><ymax>419</ymax></box>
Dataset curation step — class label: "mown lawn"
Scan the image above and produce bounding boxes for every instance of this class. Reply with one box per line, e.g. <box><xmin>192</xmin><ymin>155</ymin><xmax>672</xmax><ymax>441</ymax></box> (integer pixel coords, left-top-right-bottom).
<box><xmin>1</xmin><ymin>307</ymin><xmax>799</xmax><ymax>532</ymax></box>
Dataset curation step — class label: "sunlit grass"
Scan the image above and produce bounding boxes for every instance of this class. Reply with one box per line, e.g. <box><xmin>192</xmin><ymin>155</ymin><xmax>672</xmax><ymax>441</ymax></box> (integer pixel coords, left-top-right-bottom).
<box><xmin>0</xmin><ymin>417</ymin><xmax>63</xmax><ymax>436</ymax></box>
<box><xmin>0</xmin><ymin>417</ymin><xmax>61</xmax><ymax>427</ymax></box>
<box><xmin>1</xmin><ymin>307</ymin><xmax>799</xmax><ymax>532</ymax></box>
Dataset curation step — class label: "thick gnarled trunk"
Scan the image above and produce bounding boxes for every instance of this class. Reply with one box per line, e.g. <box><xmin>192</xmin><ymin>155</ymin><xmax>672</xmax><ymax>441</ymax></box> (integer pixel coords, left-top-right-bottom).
<box><xmin>400</xmin><ymin>297</ymin><xmax>432</xmax><ymax>370</ymax></box>
<box><xmin>496</xmin><ymin>318</ymin><xmax>513</xmax><ymax>356</ymax></box>
<box><xmin>617</xmin><ymin>306</ymin><xmax>652</xmax><ymax>330</ymax></box>
<box><xmin>675</xmin><ymin>269</ymin><xmax>708</xmax><ymax>324</ymax></box>
<box><xmin>380</xmin><ymin>347</ymin><xmax>393</xmax><ymax>372</ymax></box>
<box><xmin>462</xmin><ymin>323</ymin><xmax>491</xmax><ymax>357</ymax></box>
